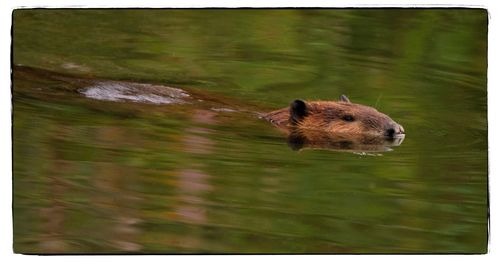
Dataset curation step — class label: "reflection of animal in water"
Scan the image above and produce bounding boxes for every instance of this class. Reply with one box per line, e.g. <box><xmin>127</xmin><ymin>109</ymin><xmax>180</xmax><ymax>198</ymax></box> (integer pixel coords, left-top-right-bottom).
<box><xmin>14</xmin><ymin>65</ymin><xmax>405</xmax><ymax>153</ymax></box>
<box><xmin>262</xmin><ymin>95</ymin><xmax>405</xmax><ymax>152</ymax></box>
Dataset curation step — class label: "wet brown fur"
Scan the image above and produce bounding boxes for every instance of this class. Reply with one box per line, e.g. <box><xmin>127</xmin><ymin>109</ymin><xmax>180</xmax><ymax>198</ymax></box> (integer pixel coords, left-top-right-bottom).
<box><xmin>263</xmin><ymin>100</ymin><xmax>403</xmax><ymax>138</ymax></box>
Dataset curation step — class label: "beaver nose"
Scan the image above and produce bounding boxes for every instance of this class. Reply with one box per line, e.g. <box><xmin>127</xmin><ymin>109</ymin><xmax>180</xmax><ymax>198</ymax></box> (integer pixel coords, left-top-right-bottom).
<box><xmin>385</xmin><ymin>128</ymin><xmax>396</xmax><ymax>138</ymax></box>
<box><xmin>385</xmin><ymin>124</ymin><xmax>405</xmax><ymax>138</ymax></box>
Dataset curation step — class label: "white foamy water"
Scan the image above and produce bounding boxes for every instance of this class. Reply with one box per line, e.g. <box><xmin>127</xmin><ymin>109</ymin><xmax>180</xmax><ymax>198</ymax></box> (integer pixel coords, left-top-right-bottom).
<box><xmin>81</xmin><ymin>81</ymin><xmax>190</xmax><ymax>105</ymax></box>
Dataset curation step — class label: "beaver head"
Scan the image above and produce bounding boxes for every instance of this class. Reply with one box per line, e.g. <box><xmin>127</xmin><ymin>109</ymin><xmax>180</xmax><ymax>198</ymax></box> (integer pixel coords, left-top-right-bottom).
<box><xmin>263</xmin><ymin>95</ymin><xmax>405</xmax><ymax>141</ymax></box>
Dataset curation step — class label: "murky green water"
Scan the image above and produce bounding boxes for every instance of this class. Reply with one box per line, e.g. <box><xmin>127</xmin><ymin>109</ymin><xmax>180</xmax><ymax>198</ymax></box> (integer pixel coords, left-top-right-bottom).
<box><xmin>12</xmin><ymin>9</ymin><xmax>487</xmax><ymax>253</ymax></box>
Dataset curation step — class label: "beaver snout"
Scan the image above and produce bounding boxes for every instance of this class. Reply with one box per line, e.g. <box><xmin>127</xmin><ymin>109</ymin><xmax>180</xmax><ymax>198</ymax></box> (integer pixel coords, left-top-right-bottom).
<box><xmin>385</xmin><ymin>123</ymin><xmax>405</xmax><ymax>138</ymax></box>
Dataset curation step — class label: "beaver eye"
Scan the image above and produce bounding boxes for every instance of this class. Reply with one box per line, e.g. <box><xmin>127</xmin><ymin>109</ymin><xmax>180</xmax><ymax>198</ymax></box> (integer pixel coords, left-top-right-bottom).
<box><xmin>342</xmin><ymin>115</ymin><xmax>355</xmax><ymax>122</ymax></box>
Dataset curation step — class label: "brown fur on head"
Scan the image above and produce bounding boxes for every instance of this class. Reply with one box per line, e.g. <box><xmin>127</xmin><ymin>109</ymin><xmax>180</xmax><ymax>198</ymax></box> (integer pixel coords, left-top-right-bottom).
<box><xmin>263</xmin><ymin>95</ymin><xmax>405</xmax><ymax>139</ymax></box>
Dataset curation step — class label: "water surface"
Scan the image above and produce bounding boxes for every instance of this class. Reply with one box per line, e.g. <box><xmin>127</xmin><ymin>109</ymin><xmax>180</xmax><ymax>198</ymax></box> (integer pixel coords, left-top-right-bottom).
<box><xmin>12</xmin><ymin>9</ymin><xmax>487</xmax><ymax>253</ymax></box>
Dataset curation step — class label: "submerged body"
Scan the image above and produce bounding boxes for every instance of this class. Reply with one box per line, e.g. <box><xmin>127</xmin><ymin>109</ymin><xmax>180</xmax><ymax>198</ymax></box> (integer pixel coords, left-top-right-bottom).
<box><xmin>263</xmin><ymin>95</ymin><xmax>405</xmax><ymax>151</ymax></box>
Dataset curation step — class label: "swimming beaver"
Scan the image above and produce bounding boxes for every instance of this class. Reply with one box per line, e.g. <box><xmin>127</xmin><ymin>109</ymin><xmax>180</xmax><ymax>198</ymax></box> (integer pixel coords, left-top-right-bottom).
<box><xmin>262</xmin><ymin>95</ymin><xmax>405</xmax><ymax>150</ymax></box>
<box><xmin>13</xmin><ymin>65</ymin><xmax>405</xmax><ymax>152</ymax></box>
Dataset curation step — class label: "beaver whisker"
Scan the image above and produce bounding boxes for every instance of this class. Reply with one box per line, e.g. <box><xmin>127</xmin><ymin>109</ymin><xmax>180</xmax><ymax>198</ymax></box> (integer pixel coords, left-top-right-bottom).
<box><xmin>375</xmin><ymin>94</ymin><xmax>383</xmax><ymax>108</ymax></box>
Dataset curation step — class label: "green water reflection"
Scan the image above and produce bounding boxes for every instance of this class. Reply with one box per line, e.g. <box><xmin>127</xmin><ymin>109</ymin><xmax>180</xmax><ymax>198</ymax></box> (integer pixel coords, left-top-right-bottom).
<box><xmin>13</xmin><ymin>9</ymin><xmax>487</xmax><ymax>253</ymax></box>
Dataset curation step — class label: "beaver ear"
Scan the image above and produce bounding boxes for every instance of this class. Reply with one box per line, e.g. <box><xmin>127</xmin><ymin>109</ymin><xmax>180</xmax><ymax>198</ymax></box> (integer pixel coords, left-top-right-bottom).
<box><xmin>289</xmin><ymin>99</ymin><xmax>308</xmax><ymax>124</ymax></box>
<box><xmin>339</xmin><ymin>95</ymin><xmax>351</xmax><ymax>103</ymax></box>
